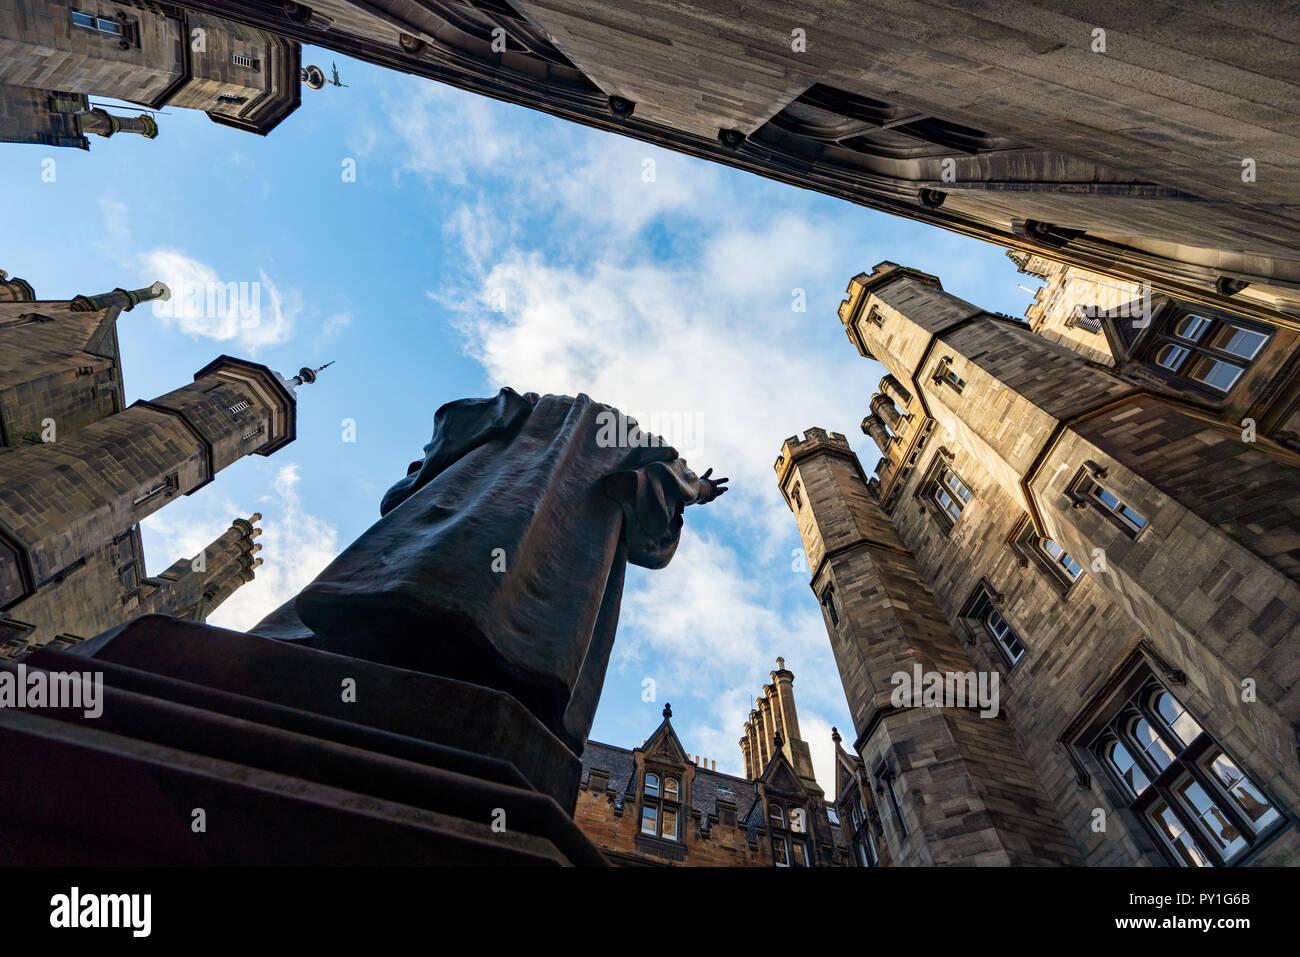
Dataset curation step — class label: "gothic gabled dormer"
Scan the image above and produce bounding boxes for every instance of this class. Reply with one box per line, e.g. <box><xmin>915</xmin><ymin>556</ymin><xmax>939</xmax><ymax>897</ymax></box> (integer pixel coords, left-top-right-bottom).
<box><xmin>832</xmin><ymin>727</ymin><xmax>885</xmax><ymax>867</ymax></box>
<box><xmin>752</xmin><ymin>743</ymin><xmax>839</xmax><ymax>866</ymax></box>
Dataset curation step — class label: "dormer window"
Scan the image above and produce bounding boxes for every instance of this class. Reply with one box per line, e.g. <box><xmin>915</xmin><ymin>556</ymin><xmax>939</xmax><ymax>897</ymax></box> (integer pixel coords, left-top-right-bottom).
<box><xmin>1148</xmin><ymin>310</ymin><xmax>1270</xmax><ymax>394</ymax></box>
<box><xmin>769</xmin><ymin>802</ymin><xmax>784</xmax><ymax>829</ymax></box>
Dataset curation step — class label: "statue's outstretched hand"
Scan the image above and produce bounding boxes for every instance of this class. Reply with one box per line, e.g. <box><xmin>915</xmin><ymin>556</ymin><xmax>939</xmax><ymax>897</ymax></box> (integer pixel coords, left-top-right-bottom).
<box><xmin>696</xmin><ymin>467</ymin><xmax>730</xmax><ymax>504</ymax></box>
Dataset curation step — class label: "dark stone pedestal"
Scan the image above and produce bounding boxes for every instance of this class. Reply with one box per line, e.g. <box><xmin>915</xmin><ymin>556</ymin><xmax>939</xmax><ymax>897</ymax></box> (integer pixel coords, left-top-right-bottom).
<box><xmin>0</xmin><ymin>616</ymin><xmax>606</xmax><ymax>865</ymax></box>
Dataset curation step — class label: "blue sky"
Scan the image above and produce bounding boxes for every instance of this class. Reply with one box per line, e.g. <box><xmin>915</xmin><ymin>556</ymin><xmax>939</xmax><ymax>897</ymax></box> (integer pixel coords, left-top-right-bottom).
<box><xmin>0</xmin><ymin>47</ymin><xmax>1042</xmax><ymax>790</ymax></box>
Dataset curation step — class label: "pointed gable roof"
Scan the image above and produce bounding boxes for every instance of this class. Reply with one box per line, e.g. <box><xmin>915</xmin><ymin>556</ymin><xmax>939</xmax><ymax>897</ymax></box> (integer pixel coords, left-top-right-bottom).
<box><xmin>640</xmin><ymin>703</ymin><xmax>688</xmax><ymax>766</ymax></box>
<box><xmin>831</xmin><ymin>727</ymin><xmax>863</xmax><ymax>804</ymax></box>
<box><xmin>757</xmin><ymin>748</ymin><xmax>806</xmax><ymax>796</ymax></box>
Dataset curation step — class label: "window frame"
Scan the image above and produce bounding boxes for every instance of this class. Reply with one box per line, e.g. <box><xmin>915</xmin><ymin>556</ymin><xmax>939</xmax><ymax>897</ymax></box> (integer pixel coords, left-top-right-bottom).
<box><xmin>1008</xmin><ymin>515</ymin><xmax>1083</xmax><ymax>594</ymax></box>
<box><xmin>71</xmin><ymin>9</ymin><xmax>134</xmax><ymax>43</ymax></box>
<box><xmin>1074</xmin><ymin>475</ymin><xmax>1148</xmax><ymax>537</ymax></box>
<box><xmin>959</xmin><ymin>584</ymin><xmax>1027</xmax><ymax>669</ymax></box>
<box><xmin>1144</xmin><ymin>306</ymin><xmax>1271</xmax><ymax>397</ymax></box>
<box><xmin>917</xmin><ymin>454</ymin><xmax>974</xmax><ymax>534</ymax></box>
<box><xmin>1083</xmin><ymin>673</ymin><xmax>1286</xmax><ymax>867</ymax></box>
<box><xmin>819</xmin><ymin>582</ymin><xmax>839</xmax><ymax>628</ymax></box>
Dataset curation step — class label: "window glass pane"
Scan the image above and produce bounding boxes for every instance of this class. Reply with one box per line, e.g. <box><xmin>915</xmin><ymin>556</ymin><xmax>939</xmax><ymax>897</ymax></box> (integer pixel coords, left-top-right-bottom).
<box><xmin>1188</xmin><ymin>356</ymin><xmax>1242</xmax><ymax>392</ymax></box>
<box><xmin>1155</xmin><ymin>343</ymin><xmax>1190</xmax><ymax>370</ymax></box>
<box><xmin>943</xmin><ymin>470</ymin><xmax>972</xmax><ymax>502</ymax></box>
<box><xmin>986</xmin><ymin>610</ymin><xmax>1025</xmax><ymax>662</ymax></box>
<box><xmin>1093</xmin><ymin>484</ymin><xmax>1120</xmax><ymax>510</ymax></box>
<box><xmin>1209</xmin><ymin>324</ymin><xmax>1267</xmax><ymax>360</ymax></box>
<box><xmin>1173</xmin><ymin>315</ymin><xmax>1211</xmax><ymax>342</ymax></box>
<box><xmin>1152</xmin><ymin>691</ymin><xmax>1202</xmax><ymax>747</ymax></box>
<box><xmin>661</xmin><ymin>808</ymin><xmax>677</xmax><ymax>841</ymax></box>
<box><xmin>644</xmin><ymin>773</ymin><xmax>659</xmax><ymax>797</ymax></box>
<box><xmin>1175</xmin><ymin>777</ymin><xmax>1247</xmax><ymax>860</ymax></box>
<box><xmin>772</xmin><ymin>840</ymin><xmax>788</xmax><ymax>866</ymax></box>
<box><xmin>71</xmin><ymin>11</ymin><xmax>94</xmax><ymax>27</ymax></box>
<box><xmin>935</xmin><ymin>488</ymin><xmax>961</xmax><ymax>522</ymax></box>
<box><xmin>1129</xmin><ymin>717</ymin><xmax>1174</xmax><ymax>770</ymax></box>
<box><xmin>1118</xmin><ymin>503</ymin><xmax>1147</xmax><ymax>529</ymax></box>
<box><xmin>641</xmin><ymin>806</ymin><xmax>657</xmax><ymax>835</ymax></box>
<box><xmin>96</xmin><ymin>16</ymin><xmax>121</xmax><ymax>33</ymax></box>
<box><xmin>664</xmin><ymin>777</ymin><xmax>678</xmax><ymax>799</ymax></box>
<box><xmin>1202</xmin><ymin>750</ymin><xmax>1280</xmax><ymax>833</ymax></box>
<box><xmin>1041</xmin><ymin>538</ymin><xmax>1064</xmax><ymax>561</ymax></box>
<box><xmin>1106</xmin><ymin>740</ymin><xmax>1150</xmax><ymax>796</ymax></box>
<box><xmin>1149</xmin><ymin>800</ymin><xmax>1211</xmax><ymax>867</ymax></box>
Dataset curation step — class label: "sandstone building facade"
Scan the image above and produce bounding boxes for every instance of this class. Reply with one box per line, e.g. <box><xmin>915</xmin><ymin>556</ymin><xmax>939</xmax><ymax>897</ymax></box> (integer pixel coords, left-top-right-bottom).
<box><xmin>164</xmin><ymin>0</ymin><xmax>1300</xmax><ymax>327</ymax></box>
<box><xmin>0</xmin><ymin>0</ymin><xmax>303</xmax><ymax>149</ymax></box>
<box><xmin>574</xmin><ymin>662</ymin><xmax>849</xmax><ymax>866</ymax></box>
<box><xmin>0</xmin><ymin>269</ymin><xmax>319</xmax><ymax>657</ymax></box>
<box><xmin>776</xmin><ymin>259</ymin><xmax>1300</xmax><ymax>866</ymax></box>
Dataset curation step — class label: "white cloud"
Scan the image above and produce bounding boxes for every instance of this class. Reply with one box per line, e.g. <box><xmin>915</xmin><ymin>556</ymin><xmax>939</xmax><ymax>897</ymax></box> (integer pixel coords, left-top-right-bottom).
<box><xmin>139</xmin><ymin>248</ymin><xmax>298</xmax><ymax>352</ymax></box>
<box><xmin>139</xmin><ymin>463</ymin><xmax>340</xmax><ymax>633</ymax></box>
<box><xmin>374</xmin><ymin>73</ymin><xmax>876</xmax><ymax>785</ymax></box>
<box><xmin>381</xmin><ymin>81</ymin><xmax>522</xmax><ymax>186</ymax></box>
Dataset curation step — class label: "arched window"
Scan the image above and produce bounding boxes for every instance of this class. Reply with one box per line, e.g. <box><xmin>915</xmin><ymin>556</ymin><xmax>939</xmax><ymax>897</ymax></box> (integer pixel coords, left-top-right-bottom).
<box><xmin>644</xmin><ymin>772</ymin><xmax>659</xmax><ymax>798</ymax></box>
<box><xmin>1150</xmin><ymin>689</ymin><xmax>1202</xmax><ymax>747</ymax></box>
<box><xmin>769</xmin><ymin>802</ymin><xmax>784</xmax><ymax>828</ymax></box>
<box><xmin>1091</xmin><ymin>679</ymin><xmax>1283</xmax><ymax>866</ymax></box>
<box><xmin>663</xmin><ymin>777</ymin><xmax>678</xmax><ymax>800</ymax></box>
<box><xmin>1149</xmin><ymin>310</ymin><xmax>1270</xmax><ymax>394</ymax></box>
<box><xmin>1103</xmin><ymin>738</ymin><xmax>1150</xmax><ymax>796</ymax></box>
<box><xmin>1127</xmin><ymin>716</ymin><xmax>1174</xmax><ymax>772</ymax></box>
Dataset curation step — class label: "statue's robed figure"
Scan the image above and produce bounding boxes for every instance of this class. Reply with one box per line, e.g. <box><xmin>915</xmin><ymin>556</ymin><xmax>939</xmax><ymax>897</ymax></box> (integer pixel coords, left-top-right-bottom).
<box><xmin>253</xmin><ymin>388</ymin><xmax>725</xmax><ymax>754</ymax></box>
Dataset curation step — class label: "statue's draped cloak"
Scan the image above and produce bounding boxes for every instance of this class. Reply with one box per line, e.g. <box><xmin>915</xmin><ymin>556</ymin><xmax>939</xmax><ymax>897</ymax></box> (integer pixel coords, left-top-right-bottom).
<box><xmin>252</xmin><ymin>388</ymin><xmax>709</xmax><ymax>754</ymax></box>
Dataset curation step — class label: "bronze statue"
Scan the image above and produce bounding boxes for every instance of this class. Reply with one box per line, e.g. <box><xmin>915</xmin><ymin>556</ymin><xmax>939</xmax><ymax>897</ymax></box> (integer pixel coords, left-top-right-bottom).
<box><xmin>253</xmin><ymin>388</ymin><xmax>727</xmax><ymax>754</ymax></box>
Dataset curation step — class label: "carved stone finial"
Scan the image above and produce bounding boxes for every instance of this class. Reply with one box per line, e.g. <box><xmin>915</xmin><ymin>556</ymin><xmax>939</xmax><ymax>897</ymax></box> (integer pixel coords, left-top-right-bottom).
<box><xmin>663</xmin><ymin>702</ymin><xmax>672</xmax><ymax>719</ymax></box>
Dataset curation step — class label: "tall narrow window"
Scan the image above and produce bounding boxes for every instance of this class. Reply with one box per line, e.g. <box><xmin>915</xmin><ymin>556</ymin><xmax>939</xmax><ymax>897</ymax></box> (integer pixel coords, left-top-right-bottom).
<box><xmin>884</xmin><ymin>771</ymin><xmax>907</xmax><ymax>837</ymax></box>
<box><xmin>640</xmin><ymin>805</ymin><xmax>657</xmax><ymax>836</ymax></box>
<box><xmin>644</xmin><ymin>772</ymin><xmax>659</xmax><ymax>798</ymax></box>
<box><xmin>820</xmin><ymin>583</ymin><xmax>839</xmax><ymax>627</ymax></box>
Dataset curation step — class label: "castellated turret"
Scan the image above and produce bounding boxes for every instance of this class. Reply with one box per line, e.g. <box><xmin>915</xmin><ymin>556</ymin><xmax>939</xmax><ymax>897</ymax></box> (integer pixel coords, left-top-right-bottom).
<box><xmin>0</xmin><ymin>270</ymin><xmax>322</xmax><ymax>657</ymax></box>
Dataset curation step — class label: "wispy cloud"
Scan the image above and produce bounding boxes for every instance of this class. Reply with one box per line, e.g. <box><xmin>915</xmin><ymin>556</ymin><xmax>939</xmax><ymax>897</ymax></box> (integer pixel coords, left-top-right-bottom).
<box><xmin>139</xmin><ymin>247</ymin><xmax>298</xmax><ymax>353</ymax></box>
<box><xmin>140</xmin><ymin>463</ymin><xmax>341</xmax><ymax>633</ymax></box>
<box><xmin>368</xmin><ymin>75</ymin><xmax>870</xmax><ymax>791</ymax></box>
